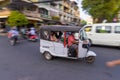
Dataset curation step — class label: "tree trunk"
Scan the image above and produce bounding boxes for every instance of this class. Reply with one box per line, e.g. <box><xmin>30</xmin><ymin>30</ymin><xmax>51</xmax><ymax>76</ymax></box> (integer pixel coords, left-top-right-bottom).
<box><xmin>97</xmin><ymin>17</ymin><xmax>104</xmax><ymax>23</ymax></box>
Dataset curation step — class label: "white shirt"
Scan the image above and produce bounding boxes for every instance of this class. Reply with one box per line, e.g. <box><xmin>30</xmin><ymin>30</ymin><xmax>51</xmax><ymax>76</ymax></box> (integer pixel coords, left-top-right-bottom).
<box><xmin>29</xmin><ymin>30</ymin><xmax>36</xmax><ymax>35</ymax></box>
<box><xmin>9</xmin><ymin>30</ymin><xmax>19</xmax><ymax>36</ymax></box>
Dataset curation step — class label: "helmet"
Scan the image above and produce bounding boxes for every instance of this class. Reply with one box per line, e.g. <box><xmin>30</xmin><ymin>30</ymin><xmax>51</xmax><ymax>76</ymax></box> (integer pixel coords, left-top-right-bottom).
<box><xmin>30</xmin><ymin>27</ymin><xmax>35</xmax><ymax>30</ymax></box>
<box><xmin>67</xmin><ymin>32</ymin><xmax>72</xmax><ymax>35</ymax></box>
<box><xmin>12</xmin><ymin>26</ymin><xmax>17</xmax><ymax>30</ymax></box>
<box><xmin>67</xmin><ymin>32</ymin><xmax>74</xmax><ymax>35</ymax></box>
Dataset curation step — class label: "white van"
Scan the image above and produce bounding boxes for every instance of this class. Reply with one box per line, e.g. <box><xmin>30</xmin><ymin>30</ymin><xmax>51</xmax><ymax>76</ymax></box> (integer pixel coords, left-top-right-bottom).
<box><xmin>84</xmin><ymin>23</ymin><xmax>120</xmax><ymax>47</ymax></box>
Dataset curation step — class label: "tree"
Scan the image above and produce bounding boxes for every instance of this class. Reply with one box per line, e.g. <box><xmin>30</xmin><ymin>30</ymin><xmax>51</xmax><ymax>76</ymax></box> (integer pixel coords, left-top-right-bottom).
<box><xmin>52</xmin><ymin>16</ymin><xmax>60</xmax><ymax>21</ymax></box>
<box><xmin>81</xmin><ymin>20</ymin><xmax>87</xmax><ymax>26</ymax></box>
<box><xmin>82</xmin><ymin>0</ymin><xmax>120</xmax><ymax>23</ymax></box>
<box><xmin>7</xmin><ymin>11</ymin><xmax>28</xmax><ymax>27</ymax></box>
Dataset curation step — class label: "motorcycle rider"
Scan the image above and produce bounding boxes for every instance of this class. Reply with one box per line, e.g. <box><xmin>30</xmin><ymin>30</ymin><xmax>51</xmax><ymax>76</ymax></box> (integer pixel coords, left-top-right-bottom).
<box><xmin>8</xmin><ymin>26</ymin><xmax>19</xmax><ymax>40</ymax></box>
<box><xmin>28</xmin><ymin>27</ymin><xmax>36</xmax><ymax>37</ymax></box>
<box><xmin>20</xmin><ymin>27</ymin><xmax>26</xmax><ymax>39</ymax></box>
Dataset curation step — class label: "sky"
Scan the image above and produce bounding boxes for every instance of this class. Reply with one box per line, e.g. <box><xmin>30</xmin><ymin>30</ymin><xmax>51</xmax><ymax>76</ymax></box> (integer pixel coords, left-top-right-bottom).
<box><xmin>71</xmin><ymin>0</ymin><xmax>92</xmax><ymax>21</ymax></box>
<box><xmin>71</xmin><ymin>0</ymin><xmax>91</xmax><ymax>21</ymax></box>
<box><xmin>78</xmin><ymin>0</ymin><xmax>92</xmax><ymax>21</ymax></box>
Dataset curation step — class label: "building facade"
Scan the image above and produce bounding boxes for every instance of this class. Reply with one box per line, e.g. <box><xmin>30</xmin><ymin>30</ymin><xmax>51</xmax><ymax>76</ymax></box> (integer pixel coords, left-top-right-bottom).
<box><xmin>30</xmin><ymin>0</ymin><xmax>80</xmax><ymax>25</ymax></box>
<box><xmin>0</xmin><ymin>0</ymin><xmax>42</xmax><ymax>28</ymax></box>
<box><xmin>0</xmin><ymin>0</ymin><xmax>81</xmax><ymax>29</ymax></box>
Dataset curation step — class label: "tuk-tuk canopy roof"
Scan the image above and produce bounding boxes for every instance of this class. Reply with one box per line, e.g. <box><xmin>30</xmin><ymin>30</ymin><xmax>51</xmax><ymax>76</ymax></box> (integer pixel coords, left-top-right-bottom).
<box><xmin>40</xmin><ymin>25</ymin><xmax>81</xmax><ymax>32</ymax></box>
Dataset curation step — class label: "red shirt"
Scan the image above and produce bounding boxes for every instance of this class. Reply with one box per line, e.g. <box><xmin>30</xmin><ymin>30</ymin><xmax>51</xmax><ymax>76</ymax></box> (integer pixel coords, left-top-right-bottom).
<box><xmin>68</xmin><ymin>35</ymin><xmax>75</xmax><ymax>46</ymax></box>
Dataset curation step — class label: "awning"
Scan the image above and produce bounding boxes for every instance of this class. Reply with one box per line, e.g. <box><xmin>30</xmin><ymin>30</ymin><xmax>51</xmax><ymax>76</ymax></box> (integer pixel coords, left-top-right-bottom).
<box><xmin>0</xmin><ymin>16</ymin><xmax>8</xmax><ymax>18</ymax></box>
<box><xmin>26</xmin><ymin>17</ymin><xmax>43</xmax><ymax>22</ymax></box>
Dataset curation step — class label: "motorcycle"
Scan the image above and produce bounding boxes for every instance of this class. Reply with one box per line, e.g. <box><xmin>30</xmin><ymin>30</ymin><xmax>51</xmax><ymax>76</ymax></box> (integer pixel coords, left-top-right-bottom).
<box><xmin>21</xmin><ymin>32</ymin><xmax>27</xmax><ymax>39</ymax></box>
<box><xmin>28</xmin><ymin>34</ymin><xmax>38</xmax><ymax>42</ymax></box>
<box><xmin>8</xmin><ymin>33</ymin><xmax>18</xmax><ymax>46</ymax></box>
<box><xmin>9</xmin><ymin>36</ymin><xmax>18</xmax><ymax>46</ymax></box>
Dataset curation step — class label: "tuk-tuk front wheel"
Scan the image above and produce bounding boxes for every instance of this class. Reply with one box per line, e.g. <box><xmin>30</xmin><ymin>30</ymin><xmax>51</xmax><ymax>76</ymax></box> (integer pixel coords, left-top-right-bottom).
<box><xmin>85</xmin><ymin>56</ymin><xmax>95</xmax><ymax>63</ymax></box>
<box><xmin>44</xmin><ymin>52</ymin><xmax>53</xmax><ymax>60</ymax></box>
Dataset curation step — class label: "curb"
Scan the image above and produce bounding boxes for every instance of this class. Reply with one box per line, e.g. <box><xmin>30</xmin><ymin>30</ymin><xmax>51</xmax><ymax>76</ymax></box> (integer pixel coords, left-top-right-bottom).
<box><xmin>0</xmin><ymin>33</ymin><xmax>7</xmax><ymax>36</ymax></box>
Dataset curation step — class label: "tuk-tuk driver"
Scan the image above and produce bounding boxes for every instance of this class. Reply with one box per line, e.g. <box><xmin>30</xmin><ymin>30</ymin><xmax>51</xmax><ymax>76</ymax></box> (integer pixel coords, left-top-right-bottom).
<box><xmin>68</xmin><ymin>32</ymin><xmax>78</xmax><ymax>56</ymax></box>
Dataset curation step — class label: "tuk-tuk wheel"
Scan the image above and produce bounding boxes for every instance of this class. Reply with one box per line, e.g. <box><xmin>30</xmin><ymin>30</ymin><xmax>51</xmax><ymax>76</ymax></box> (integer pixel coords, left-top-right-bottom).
<box><xmin>85</xmin><ymin>56</ymin><xmax>95</xmax><ymax>63</ymax></box>
<box><xmin>44</xmin><ymin>52</ymin><xmax>53</xmax><ymax>60</ymax></box>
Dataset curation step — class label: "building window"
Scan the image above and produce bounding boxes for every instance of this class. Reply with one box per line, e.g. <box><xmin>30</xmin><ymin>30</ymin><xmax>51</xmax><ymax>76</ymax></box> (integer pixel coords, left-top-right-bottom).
<box><xmin>39</xmin><ymin>8</ymin><xmax>48</xmax><ymax>15</ymax></box>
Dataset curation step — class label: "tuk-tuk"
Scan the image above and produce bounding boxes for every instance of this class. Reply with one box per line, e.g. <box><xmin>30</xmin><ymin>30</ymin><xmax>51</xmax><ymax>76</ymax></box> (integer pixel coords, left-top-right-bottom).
<box><xmin>40</xmin><ymin>25</ymin><xmax>96</xmax><ymax>63</ymax></box>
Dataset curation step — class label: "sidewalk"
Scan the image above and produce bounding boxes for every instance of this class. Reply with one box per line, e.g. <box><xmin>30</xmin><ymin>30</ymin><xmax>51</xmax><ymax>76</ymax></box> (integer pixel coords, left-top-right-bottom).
<box><xmin>0</xmin><ymin>29</ymin><xmax>7</xmax><ymax>36</ymax></box>
<box><xmin>0</xmin><ymin>33</ymin><xmax>7</xmax><ymax>36</ymax></box>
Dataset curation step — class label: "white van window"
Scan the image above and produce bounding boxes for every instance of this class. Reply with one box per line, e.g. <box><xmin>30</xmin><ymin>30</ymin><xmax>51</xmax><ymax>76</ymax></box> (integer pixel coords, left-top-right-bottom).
<box><xmin>96</xmin><ymin>26</ymin><xmax>102</xmax><ymax>33</ymax></box>
<box><xmin>115</xmin><ymin>26</ymin><xmax>120</xmax><ymax>33</ymax></box>
<box><xmin>104</xmin><ymin>26</ymin><xmax>111</xmax><ymax>33</ymax></box>
<box><xmin>96</xmin><ymin>26</ymin><xmax>111</xmax><ymax>33</ymax></box>
<box><xmin>85</xmin><ymin>26</ymin><xmax>92</xmax><ymax>32</ymax></box>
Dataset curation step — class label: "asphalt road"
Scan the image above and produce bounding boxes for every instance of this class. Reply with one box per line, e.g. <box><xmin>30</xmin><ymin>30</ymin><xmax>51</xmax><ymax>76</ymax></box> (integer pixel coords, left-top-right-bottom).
<box><xmin>0</xmin><ymin>36</ymin><xmax>120</xmax><ymax>80</ymax></box>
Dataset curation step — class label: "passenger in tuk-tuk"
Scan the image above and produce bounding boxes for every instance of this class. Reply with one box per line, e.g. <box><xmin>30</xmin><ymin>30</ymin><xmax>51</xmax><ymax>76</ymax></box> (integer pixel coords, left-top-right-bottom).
<box><xmin>68</xmin><ymin>32</ymin><xmax>78</xmax><ymax>57</ymax></box>
<box><xmin>50</xmin><ymin>31</ymin><xmax>58</xmax><ymax>41</ymax></box>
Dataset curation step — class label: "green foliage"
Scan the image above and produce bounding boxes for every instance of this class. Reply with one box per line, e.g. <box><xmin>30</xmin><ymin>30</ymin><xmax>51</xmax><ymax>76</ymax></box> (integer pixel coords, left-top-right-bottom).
<box><xmin>81</xmin><ymin>20</ymin><xmax>87</xmax><ymax>26</ymax></box>
<box><xmin>81</xmin><ymin>20</ymin><xmax>87</xmax><ymax>25</ymax></box>
<box><xmin>82</xmin><ymin>0</ymin><xmax>120</xmax><ymax>23</ymax></box>
<box><xmin>99</xmin><ymin>29</ymin><xmax>106</xmax><ymax>33</ymax></box>
<box><xmin>7</xmin><ymin>11</ymin><xmax>28</xmax><ymax>27</ymax></box>
<box><xmin>52</xmin><ymin>16</ymin><xmax>60</xmax><ymax>20</ymax></box>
